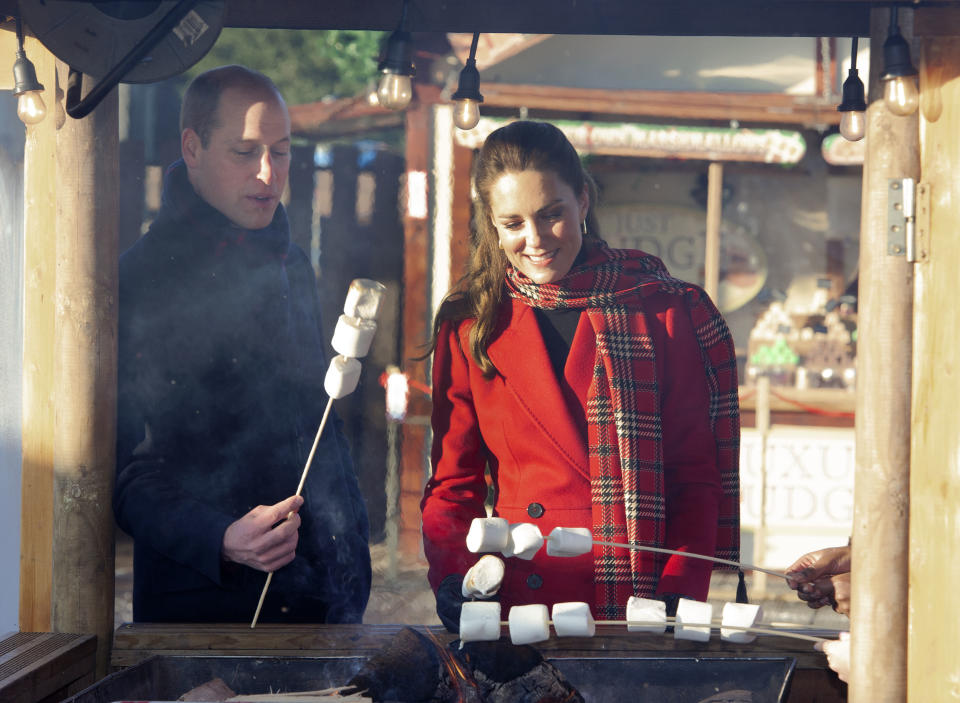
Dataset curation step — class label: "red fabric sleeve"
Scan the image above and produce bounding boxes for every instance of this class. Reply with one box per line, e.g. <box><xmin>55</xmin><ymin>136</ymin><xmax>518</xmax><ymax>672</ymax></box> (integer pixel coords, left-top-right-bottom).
<box><xmin>650</xmin><ymin>297</ymin><xmax>722</xmax><ymax>600</ymax></box>
<box><xmin>420</xmin><ymin>320</ymin><xmax>490</xmax><ymax>592</ymax></box>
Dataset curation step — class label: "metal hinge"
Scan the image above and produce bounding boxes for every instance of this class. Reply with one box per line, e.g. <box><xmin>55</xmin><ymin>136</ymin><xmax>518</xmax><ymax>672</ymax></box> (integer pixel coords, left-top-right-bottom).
<box><xmin>888</xmin><ymin>178</ymin><xmax>930</xmax><ymax>262</ymax></box>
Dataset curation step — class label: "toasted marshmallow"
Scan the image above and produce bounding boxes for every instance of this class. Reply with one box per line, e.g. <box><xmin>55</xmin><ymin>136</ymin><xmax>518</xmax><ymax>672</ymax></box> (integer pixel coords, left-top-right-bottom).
<box><xmin>462</xmin><ymin>555</ymin><xmax>505</xmax><ymax>598</ymax></box>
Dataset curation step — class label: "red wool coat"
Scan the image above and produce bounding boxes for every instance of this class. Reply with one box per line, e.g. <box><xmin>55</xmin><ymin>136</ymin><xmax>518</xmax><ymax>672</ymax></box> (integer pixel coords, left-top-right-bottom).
<box><xmin>421</xmin><ymin>291</ymin><xmax>724</xmax><ymax>616</ymax></box>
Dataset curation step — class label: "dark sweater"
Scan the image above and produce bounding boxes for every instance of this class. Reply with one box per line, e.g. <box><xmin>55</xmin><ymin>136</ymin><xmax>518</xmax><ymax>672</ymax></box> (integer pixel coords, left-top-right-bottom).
<box><xmin>114</xmin><ymin>160</ymin><xmax>370</xmax><ymax>623</ymax></box>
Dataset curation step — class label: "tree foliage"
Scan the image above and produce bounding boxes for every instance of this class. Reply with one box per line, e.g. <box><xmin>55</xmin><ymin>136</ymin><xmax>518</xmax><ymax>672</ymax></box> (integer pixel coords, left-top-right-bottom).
<box><xmin>182</xmin><ymin>28</ymin><xmax>385</xmax><ymax>106</ymax></box>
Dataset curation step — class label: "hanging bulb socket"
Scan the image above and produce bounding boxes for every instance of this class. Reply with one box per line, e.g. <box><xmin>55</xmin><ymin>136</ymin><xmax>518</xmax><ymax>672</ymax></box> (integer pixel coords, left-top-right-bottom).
<box><xmin>452</xmin><ymin>59</ymin><xmax>484</xmax><ymax>130</ymax></box>
<box><xmin>12</xmin><ymin>17</ymin><xmax>47</xmax><ymax>126</ymax></box>
<box><xmin>376</xmin><ymin>27</ymin><xmax>416</xmax><ymax>111</ymax></box>
<box><xmin>880</xmin><ymin>7</ymin><xmax>919</xmax><ymax>116</ymax></box>
<box><xmin>881</xmin><ymin>25</ymin><xmax>918</xmax><ymax>82</ymax></box>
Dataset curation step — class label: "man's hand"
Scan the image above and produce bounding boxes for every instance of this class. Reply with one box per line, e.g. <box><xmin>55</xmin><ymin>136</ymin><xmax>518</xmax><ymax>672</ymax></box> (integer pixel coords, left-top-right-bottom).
<box><xmin>222</xmin><ymin>495</ymin><xmax>304</xmax><ymax>572</ymax></box>
<box><xmin>785</xmin><ymin>545</ymin><xmax>851</xmax><ymax>614</ymax></box>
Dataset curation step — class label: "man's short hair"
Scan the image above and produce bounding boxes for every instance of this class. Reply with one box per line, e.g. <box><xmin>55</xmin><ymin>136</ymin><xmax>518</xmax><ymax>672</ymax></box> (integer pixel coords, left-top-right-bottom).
<box><xmin>180</xmin><ymin>65</ymin><xmax>284</xmax><ymax>147</ymax></box>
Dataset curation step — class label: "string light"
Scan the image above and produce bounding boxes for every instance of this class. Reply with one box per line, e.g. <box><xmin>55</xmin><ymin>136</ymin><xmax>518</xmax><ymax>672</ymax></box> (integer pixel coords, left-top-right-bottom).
<box><xmin>452</xmin><ymin>32</ymin><xmax>484</xmax><ymax>130</ymax></box>
<box><xmin>837</xmin><ymin>36</ymin><xmax>866</xmax><ymax>141</ymax></box>
<box><xmin>12</xmin><ymin>14</ymin><xmax>47</xmax><ymax>125</ymax></box>
<box><xmin>376</xmin><ymin>0</ymin><xmax>416</xmax><ymax>111</ymax></box>
<box><xmin>880</xmin><ymin>6</ymin><xmax>919</xmax><ymax>116</ymax></box>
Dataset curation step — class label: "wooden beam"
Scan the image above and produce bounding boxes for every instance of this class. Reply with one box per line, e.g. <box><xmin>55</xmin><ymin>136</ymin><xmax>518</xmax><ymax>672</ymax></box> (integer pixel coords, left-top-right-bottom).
<box><xmin>52</xmin><ymin>65</ymin><xmax>118</xmax><ymax>679</ymax></box>
<box><xmin>479</xmin><ymin>83</ymin><xmax>842</xmax><ymax>127</ymax></box>
<box><xmin>909</xmin><ymin>28</ymin><xmax>960</xmax><ymax>702</ymax></box>
<box><xmin>849</xmin><ymin>6</ymin><xmax>916</xmax><ymax>702</ymax></box>
<box><xmin>19</xmin><ymin>35</ymin><xmax>57</xmax><ymax>635</ymax></box>
<box><xmin>219</xmin><ymin>0</ymin><xmax>874</xmax><ymax>36</ymax></box>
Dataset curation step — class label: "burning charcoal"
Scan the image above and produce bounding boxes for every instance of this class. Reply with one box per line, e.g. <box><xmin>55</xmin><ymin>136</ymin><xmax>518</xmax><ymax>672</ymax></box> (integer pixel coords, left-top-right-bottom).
<box><xmin>344</xmin><ymin>627</ymin><xmax>442</xmax><ymax>701</ymax></box>
<box><xmin>453</xmin><ymin>640</ymin><xmax>585</xmax><ymax>703</ymax></box>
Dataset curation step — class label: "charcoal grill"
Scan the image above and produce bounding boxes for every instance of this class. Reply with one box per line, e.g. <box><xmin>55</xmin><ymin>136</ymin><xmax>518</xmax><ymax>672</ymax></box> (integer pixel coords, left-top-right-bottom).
<box><xmin>62</xmin><ymin>652</ymin><xmax>796</xmax><ymax>703</ymax></box>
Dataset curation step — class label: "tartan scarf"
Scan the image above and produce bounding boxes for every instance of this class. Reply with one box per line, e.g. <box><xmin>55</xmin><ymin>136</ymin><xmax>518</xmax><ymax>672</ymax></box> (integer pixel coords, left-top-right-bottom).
<box><xmin>504</xmin><ymin>240</ymin><xmax>740</xmax><ymax>618</ymax></box>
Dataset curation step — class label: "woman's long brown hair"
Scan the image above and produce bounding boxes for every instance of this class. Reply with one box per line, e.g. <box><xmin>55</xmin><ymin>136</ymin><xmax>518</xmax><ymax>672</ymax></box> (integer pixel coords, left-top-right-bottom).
<box><xmin>426</xmin><ymin>121</ymin><xmax>603</xmax><ymax>378</ymax></box>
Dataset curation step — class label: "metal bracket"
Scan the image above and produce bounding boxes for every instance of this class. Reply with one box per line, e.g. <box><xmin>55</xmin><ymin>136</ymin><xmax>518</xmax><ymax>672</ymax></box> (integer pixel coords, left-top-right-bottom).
<box><xmin>887</xmin><ymin>178</ymin><xmax>914</xmax><ymax>257</ymax></box>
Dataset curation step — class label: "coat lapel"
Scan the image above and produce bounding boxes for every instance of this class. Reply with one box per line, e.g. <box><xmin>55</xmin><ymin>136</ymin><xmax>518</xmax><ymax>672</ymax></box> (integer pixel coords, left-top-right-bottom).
<box><xmin>487</xmin><ymin>298</ymin><xmax>591</xmax><ymax>480</ymax></box>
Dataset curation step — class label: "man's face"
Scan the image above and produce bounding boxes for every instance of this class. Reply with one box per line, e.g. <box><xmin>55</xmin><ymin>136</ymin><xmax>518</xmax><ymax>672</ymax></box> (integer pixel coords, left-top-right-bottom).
<box><xmin>183</xmin><ymin>87</ymin><xmax>291</xmax><ymax>230</ymax></box>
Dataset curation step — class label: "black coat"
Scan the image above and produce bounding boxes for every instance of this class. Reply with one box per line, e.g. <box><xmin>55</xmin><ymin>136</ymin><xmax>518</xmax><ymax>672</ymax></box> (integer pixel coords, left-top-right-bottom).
<box><xmin>114</xmin><ymin>161</ymin><xmax>371</xmax><ymax>623</ymax></box>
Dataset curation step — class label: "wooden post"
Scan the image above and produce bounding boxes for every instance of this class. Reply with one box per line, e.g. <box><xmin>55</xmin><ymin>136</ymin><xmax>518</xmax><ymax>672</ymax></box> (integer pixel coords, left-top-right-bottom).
<box><xmin>704</xmin><ymin>161</ymin><xmax>723</xmax><ymax>302</ymax></box>
<box><xmin>908</xmin><ymin>19</ymin><xmax>960</xmax><ymax>701</ymax></box>
<box><xmin>52</xmin><ymin>66</ymin><xmax>118</xmax><ymax>678</ymax></box>
<box><xmin>849</xmin><ymin>7</ymin><xmax>917</xmax><ymax>701</ymax></box>
<box><xmin>18</xmin><ymin>36</ymin><xmax>58</xmax><ymax>634</ymax></box>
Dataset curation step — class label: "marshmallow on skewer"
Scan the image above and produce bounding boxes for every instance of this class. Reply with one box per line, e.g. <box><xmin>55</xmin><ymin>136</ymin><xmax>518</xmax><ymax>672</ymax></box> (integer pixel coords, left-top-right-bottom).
<box><xmin>324</xmin><ymin>355</ymin><xmax>361</xmax><ymax>399</ymax></box>
<box><xmin>508</xmin><ymin>604</ymin><xmax>551</xmax><ymax>645</ymax></box>
<box><xmin>674</xmin><ymin>598</ymin><xmax>714</xmax><ymax>642</ymax></box>
<box><xmin>625</xmin><ymin>596</ymin><xmax>667</xmax><ymax>633</ymax></box>
<box><xmin>720</xmin><ymin>602</ymin><xmax>764</xmax><ymax>644</ymax></box>
<box><xmin>466</xmin><ymin>517</ymin><xmax>510</xmax><ymax>553</ymax></box>
<box><xmin>462</xmin><ymin>555</ymin><xmax>506</xmax><ymax>598</ymax></box>
<box><xmin>545</xmin><ymin>526</ymin><xmax>593</xmax><ymax>557</ymax></box>
<box><xmin>551</xmin><ymin>602</ymin><xmax>596</xmax><ymax>638</ymax></box>
<box><xmin>459</xmin><ymin>601</ymin><xmax>502</xmax><ymax>643</ymax></box>
<box><xmin>502</xmin><ymin>522</ymin><xmax>544</xmax><ymax>560</ymax></box>
<box><xmin>331</xmin><ymin>315</ymin><xmax>377</xmax><ymax>359</ymax></box>
<box><xmin>343</xmin><ymin>278</ymin><xmax>387</xmax><ymax>320</ymax></box>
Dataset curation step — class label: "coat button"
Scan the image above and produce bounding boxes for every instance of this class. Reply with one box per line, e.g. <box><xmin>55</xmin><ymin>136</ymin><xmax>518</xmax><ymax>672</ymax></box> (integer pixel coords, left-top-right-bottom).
<box><xmin>526</xmin><ymin>573</ymin><xmax>543</xmax><ymax>590</ymax></box>
<box><xmin>527</xmin><ymin>502</ymin><xmax>545</xmax><ymax>518</ymax></box>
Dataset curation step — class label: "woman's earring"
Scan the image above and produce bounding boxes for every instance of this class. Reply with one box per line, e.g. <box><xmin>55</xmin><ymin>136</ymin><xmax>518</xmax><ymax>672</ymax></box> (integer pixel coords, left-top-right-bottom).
<box><xmin>581</xmin><ymin>220</ymin><xmax>588</xmax><ymax>236</ymax></box>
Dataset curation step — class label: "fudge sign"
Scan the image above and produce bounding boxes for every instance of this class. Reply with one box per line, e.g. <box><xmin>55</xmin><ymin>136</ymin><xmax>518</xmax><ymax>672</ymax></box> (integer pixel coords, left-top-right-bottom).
<box><xmin>597</xmin><ymin>204</ymin><xmax>767</xmax><ymax>313</ymax></box>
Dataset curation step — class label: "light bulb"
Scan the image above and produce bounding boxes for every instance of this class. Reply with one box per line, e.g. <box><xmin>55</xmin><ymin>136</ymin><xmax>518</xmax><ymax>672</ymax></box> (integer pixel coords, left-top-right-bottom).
<box><xmin>453</xmin><ymin>99</ymin><xmax>481</xmax><ymax>130</ymax></box>
<box><xmin>17</xmin><ymin>90</ymin><xmax>47</xmax><ymax>125</ymax></box>
<box><xmin>883</xmin><ymin>76</ymin><xmax>919</xmax><ymax>116</ymax></box>
<box><xmin>377</xmin><ymin>72</ymin><xmax>413</xmax><ymax>111</ymax></box>
<box><xmin>839</xmin><ymin>110</ymin><xmax>866</xmax><ymax>141</ymax></box>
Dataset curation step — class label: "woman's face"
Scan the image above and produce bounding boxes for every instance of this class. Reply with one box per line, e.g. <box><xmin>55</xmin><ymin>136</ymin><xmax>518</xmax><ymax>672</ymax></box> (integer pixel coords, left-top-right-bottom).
<box><xmin>488</xmin><ymin>169</ymin><xmax>589</xmax><ymax>284</ymax></box>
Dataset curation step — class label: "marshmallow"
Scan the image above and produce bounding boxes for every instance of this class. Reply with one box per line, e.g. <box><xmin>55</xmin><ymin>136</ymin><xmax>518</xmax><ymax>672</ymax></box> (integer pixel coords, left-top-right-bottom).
<box><xmin>720</xmin><ymin>602</ymin><xmax>763</xmax><ymax>644</ymax></box>
<box><xmin>508</xmin><ymin>604</ymin><xmax>550</xmax><ymax>645</ymax></box>
<box><xmin>324</xmin><ymin>355</ymin><xmax>361</xmax><ymax>399</ymax></box>
<box><xmin>466</xmin><ymin>517</ymin><xmax>510</xmax><ymax>553</ymax></box>
<box><xmin>545</xmin><ymin>527</ymin><xmax>593</xmax><ymax>557</ymax></box>
<box><xmin>551</xmin><ymin>602</ymin><xmax>596</xmax><ymax>638</ymax></box>
<box><xmin>462</xmin><ymin>555</ymin><xmax>506</xmax><ymax>598</ymax></box>
<box><xmin>625</xmin><ymin>596</ymin><xmax>667</xmax><ymax>633</ymax></box>
<box><xmin>331</xmin><ymin>315</ymin><xmax>377</xmax><ymax>359</ymax></box>
<box><xmin>343</xmin><ymin>278</ymin><xmax>387</xmax><ymax>320</ymax></box>
<box><xmin>459</xmin><ymin>601</ymin><xmax>502</xmax><ymax>643</ymax></box>
<box><xmin>674</xmin><ymin>598</ymin><xmax>714</xmax><ymax>642</ymax></box>
<box><xmin>502</xmin><ymin>523</ymin><xmax>544</xmax><ymax>560</ymax></box>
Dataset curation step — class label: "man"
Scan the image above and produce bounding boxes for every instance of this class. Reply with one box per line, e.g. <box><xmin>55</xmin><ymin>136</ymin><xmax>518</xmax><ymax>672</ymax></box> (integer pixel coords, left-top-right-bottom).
<box><xmin>114</xmin><ymin>65</ymin><xmax>371</xmax><ymax>623</ymax></box>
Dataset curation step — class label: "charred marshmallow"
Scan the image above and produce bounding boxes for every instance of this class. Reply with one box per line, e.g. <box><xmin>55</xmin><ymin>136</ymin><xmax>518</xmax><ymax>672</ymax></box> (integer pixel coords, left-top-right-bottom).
<box><xmin>343</xmin><ymin>278</ymin><xmax>387</xmax><ymax>320</ymax></box>
<box><xmin>462</xmin><ymin>555</ymin><xmax>506</xmax><ymax>598</ymax></box>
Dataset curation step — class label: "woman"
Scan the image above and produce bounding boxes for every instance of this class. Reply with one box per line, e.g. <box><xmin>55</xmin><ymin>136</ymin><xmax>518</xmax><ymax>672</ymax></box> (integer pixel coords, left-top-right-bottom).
<box><xmin>420</xmin><ymin>121</ymin><xmax>740</xmax><ymax>629</ymax></box>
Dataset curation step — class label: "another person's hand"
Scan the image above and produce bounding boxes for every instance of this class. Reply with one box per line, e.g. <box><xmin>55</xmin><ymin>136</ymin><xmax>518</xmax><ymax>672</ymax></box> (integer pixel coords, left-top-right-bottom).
<box><xmin>785</xmin><ymin>545</ymin><xmax>851</xmax><ymax>614</ymax></box>
<box><xmin>435</xmin><ymin>574</ymin><xmax>466</xmax><ymax>633</ymax></box>
<box><xmin>222</xmin><ymin>495</ymin><xmax>304</xmax><ymax>572</ymax></box>
<box><xmin>815</xmin><ymin>631</ymin><xmax>850</xmax><ymax>682</ymax></box>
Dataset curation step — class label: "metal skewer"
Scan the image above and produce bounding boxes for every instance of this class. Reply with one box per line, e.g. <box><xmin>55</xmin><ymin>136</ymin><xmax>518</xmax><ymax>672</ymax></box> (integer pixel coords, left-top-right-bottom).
<box><xmin>591</xmin><ymin>539</ymin><xmax>790</xmax><ymax>580</ymax></box>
